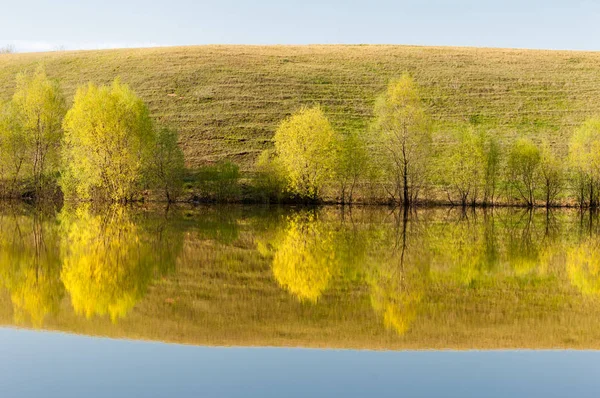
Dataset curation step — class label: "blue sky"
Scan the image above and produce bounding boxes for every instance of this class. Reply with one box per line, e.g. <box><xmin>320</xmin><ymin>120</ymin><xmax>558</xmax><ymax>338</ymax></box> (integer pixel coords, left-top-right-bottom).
<box><xmin>1</xmin><ymin>0</ymin><xmax>598</xmax><ymax>52</ymax></box>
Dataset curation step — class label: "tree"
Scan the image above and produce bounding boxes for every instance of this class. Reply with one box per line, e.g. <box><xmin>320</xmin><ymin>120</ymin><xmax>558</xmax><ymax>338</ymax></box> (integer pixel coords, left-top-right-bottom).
<box><xmin>0</xmin><ymin>103</ymin><xmax>28</xmax><ymax>196</ymax></box>
<box><xmin>334</xmin><ymin>131</ymin><xmax>370</xmax><ymax>204</ymax></box>
<box><xmin>442</xmin><ymin>125</ymin><xmax>485</xmax><ymax>206</ymax></box>
<box><xmin>538</xmin><ymin>141</ymin><xmax>563</xmax><ymax>207</ymax></box>
<box><xmin>6</xmin><ymin>66</ymin><xmax>66</xmax><ymax>197</ymax></box>
<box><xmin>61</xmin><ymin>79</ymin><xmax>155</xmax><ymax>202</ymax></box>
<box><xmin>482</xmin><ymin>133</ymin><xmax>502</xmax><ymax>206</ymax></box>
<box><xmin>148</xmin><ymin>127</ymin><xmax>185</xmax><ymax>202</ymax></box>
<box><xmin>254</xmin><ymin>149</ymin><xmax>288</xmax><ymax>203</ymax></box>
<box><xmin>568</xmin><ymin>118</ymin><xmax>600</xmax><ymax>208</ymax></box>
<box><xmin>507</xmin><ymin>138</ymin><xmax>541</xmax><ymax>207</ymax></box>
<box><xmin>0</xmin><ymin>45</ymin><xmax>15</xmax><ymax>54</ymax></box>
<box><xmin>371</xmin><ymin>74</ymin><xmax>432</xmax><ymax>206</ymax></box>
<box><xmin>273</xmin><ymin>106</ymin><xmax>338</xmax><ymax>201</ymax></box>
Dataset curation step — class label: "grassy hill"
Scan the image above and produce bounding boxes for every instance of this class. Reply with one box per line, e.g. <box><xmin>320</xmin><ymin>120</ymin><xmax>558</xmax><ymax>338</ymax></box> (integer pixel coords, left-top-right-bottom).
<box><xmin>2</xmin><ymin>45</ymin><xmax>600</xmax><ymax>170</ymax></box>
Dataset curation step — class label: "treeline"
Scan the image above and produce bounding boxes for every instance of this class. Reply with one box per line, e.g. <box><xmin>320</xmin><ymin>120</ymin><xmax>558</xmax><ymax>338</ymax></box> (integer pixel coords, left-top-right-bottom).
<box><xmin>2</xmin><ymin>67</ymin><xmax>600</xmax><ymax>207</ymax></box>
<box><xmin>257</xmin><ymin>74</ymin><xmax>600</xmax><ymax>208</ymax></box>
<box><xmin>0</xmin><ymin>66</ymin><xmax>185</xmax><ymax>202</ymax></box>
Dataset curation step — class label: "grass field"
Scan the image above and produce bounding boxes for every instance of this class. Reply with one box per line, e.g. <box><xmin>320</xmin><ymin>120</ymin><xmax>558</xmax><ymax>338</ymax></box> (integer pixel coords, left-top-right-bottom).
<box><xmin>2</xmin><ymin>45</ymin><xmax>600</xmax><ymax>171</ymax></box>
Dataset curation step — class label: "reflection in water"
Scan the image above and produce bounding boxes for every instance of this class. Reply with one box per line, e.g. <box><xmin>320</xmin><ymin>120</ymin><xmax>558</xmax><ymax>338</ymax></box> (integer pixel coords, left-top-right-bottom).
<box><xmin>60</xmin><ymin>205</ymin><xmax>182</xmax><ymax>322</ymax></box>
<box><xmin>271</xmin><ymin>212</ymin><xmax>338</xmax><ymax>302</ymax></box>
<box><xmin>3</xmin><ymin>205</ymin><xmax>600</xmax><ymax>349</ymax></box>
<box><xmin>568</xmin><ymin>237</ymin><xmax>600</xmax><ymax>297</ymax></box>
<box><xmin>366</xmin><ymin>210</ymin><xmax>429</xmax><ymax>335</ymax></box>
<box><xmin>0</xmin><ymin>209</ymin><xmax>63</xmax><ymax>327</ymax></box>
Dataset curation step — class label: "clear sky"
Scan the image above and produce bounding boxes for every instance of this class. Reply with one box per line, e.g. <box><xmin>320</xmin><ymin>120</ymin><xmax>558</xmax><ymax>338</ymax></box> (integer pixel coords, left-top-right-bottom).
<box><xmin>1</xmin><ymin>0</ymin><xmax>598</xmax><ymax>52</ymax></box>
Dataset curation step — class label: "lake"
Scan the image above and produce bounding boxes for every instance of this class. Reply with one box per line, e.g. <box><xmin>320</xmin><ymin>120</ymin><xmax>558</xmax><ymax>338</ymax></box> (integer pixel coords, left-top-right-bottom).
<box><xmin>2</xmin><ymin>204</ymin><xmax>600</xmax><ymax>397</ymax></box>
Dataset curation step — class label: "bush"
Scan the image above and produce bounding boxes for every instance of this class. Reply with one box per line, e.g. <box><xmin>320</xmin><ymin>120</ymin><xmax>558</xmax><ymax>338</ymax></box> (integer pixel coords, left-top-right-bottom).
<box><xmin>195</xmin><ymin>161</ymin><xmax>241</xmax><ymax>202</ymax></box>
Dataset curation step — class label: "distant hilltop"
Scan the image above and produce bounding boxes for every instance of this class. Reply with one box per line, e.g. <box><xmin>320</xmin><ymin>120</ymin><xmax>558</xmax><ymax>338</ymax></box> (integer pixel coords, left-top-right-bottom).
<box><xmin>2</xmin><ymin>45</ymin><xmax>600</xmax><ymax>170</ymax></box>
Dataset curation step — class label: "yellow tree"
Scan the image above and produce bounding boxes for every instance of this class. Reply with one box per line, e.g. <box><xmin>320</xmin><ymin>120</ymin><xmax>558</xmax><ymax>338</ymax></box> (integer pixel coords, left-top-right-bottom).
<box><xmin>371</xmin><ymin>74</ymin><xmax>432</xmax><ymax>206</ymax></box>
<box><xmin>61</xmin><ymin>79</ymin><xmax>155</xmax><ymax>202</ymax></box>
<box><xmin>568</xmin><ymin>118</ymin><xmax>600</xmax><ymax>207</ymax></box>
<box><xmin>273</xmin><ymin>106</ymin><xmax>339</xmax><ymax>201</ymax></box>
<box><xmin>2</xmin><ymin>66</ymin><xmax>66</xmax><ymax>197</ymax></box>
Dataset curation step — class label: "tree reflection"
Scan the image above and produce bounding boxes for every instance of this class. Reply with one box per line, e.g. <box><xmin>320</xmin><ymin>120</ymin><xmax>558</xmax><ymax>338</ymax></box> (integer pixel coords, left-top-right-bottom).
<box><xmin>59</xmin><ymin>205</ymin><xmax>183</xmax><ymax>322</ymax></box>
<box><xmin>270</xmin><ymin>211</ymin><xmax>338</xmax><ymax>302</ymax></box>
<box><xmin>0</xmin><ymin>209</ymin><xmax>63</xmax><ymax>327</ymax></box>
<box><xmin>366</xmin><ymin>208</ymin><xmax>429</xmax><ymax>335</ymax></box>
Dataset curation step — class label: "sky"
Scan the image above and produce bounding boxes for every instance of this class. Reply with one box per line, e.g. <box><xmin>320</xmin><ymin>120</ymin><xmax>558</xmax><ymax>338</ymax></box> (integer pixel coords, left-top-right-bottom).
<box><xmin>0</xmin><ymin>0</ymin><xmax>599</xmax><ymax>52</ymax></box>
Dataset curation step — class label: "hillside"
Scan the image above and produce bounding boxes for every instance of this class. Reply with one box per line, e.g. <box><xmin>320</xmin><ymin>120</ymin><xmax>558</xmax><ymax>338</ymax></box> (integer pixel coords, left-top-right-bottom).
<box><xmin>2</xmin><ymin>45</ymin><xmax>600</xmax><ymax>170</ymax></box>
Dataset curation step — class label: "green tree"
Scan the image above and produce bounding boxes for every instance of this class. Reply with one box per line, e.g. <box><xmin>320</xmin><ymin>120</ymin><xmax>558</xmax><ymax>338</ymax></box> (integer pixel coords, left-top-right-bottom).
<box><xmin>442</xmin><ymin>125</ymin><xmax>485</xmax><ymax>206</ymax></box>
<box><xmin>507</xmin><ymin>138</ymin><xmax>541</xmax><ymax>207</ymax></box>
<box><xmin>0</xmin><ymin>103</ymin><xmax>28</xmax><ymax>196</ymax></box>
<box><xmin>148</xmin><ymin>127</ymin><xmax>185</xmax><ymax>202</ymax></box>
<box><xmin>371</xmin><ymin>74</ymin><xmax>432</xmax><ymax>206</ymax></box>
<box><xmin>61</xmin><ymin>79</ymin><xmax>155</xmax><ymax>202</ymax></box>
<box><xmin>196</xmin><ymin>160</ymin><xmax>241</xmax><ymax>202</ymax></box>
<box><xmin>334</xmin><ymin>131</ymin><xmax>370</xmax><ymax>204</ymax></box>
<box><xmin>4</xmin><ymin>66</ymin><xmax>66</xmax><ymax>197</ymax></box>
<box><xmin>568</xmin><ymin>118</ymin><xmax>600</xmax><ymax>208</ymax></box>
<box><xmin>254</xmin><ymin>149</ymin><xmax>288</xmax><ymax>203</ymax></box>
<box><xmin>482</xmin><ymin>133</ymin><xmax>502</xmax><ymax>206</ymax></box>
<box><xmin>538</xmin><ymin>141</ymin><xmax>563</xmax><ymax>207</ymax></box>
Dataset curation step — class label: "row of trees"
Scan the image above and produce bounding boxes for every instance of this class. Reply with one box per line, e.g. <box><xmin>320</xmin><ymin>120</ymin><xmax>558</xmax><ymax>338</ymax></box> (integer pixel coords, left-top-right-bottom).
<box><xmin>259</xmin><ymin>73</ymin><xmax>600</xmax><ymax>207</ymax></box>
<box><xmin>0</xmin><ymin>67</ymin><xmax>185</xmax><ymax>202</ymax></box>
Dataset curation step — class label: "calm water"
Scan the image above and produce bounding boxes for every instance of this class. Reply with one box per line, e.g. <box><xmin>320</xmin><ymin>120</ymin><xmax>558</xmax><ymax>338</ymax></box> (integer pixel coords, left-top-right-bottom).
<box><xmin>2</xmin><ymin>204</ymin><xmax>600</xmax><ymax>396</ymax></box>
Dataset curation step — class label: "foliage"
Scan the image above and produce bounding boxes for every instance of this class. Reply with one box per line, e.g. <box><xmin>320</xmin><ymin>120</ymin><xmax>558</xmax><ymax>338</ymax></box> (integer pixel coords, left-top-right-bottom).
<box><xmin>507</xmin><ymin>138</ymin><xmax>541</xmax><ymax>206</ymax></box>
<box><xmin>196</xmin><ymin>160</ymin><xmax>241</xmax><ymax>202</ymax></box>
<box><xmin>253</xmin><ymin>149</ymin><xmax>288</xmax><ymax>203</ymax></box>
<box><xmin>148</xmin><ymin>127</ymin><xmax>185</xmax><ymax>202</ymax></box>
<box><xmin>538</xmin><ymin>141</ymin><xmax>563</xmax><ymax>207</ymax></box>
<box><xmin>273</xmin><ymin>106</ymin><xmax>339</xmax><ymax>201</ymax></box>
<box><xmin>333</xmin><ymin>130</ymin><xmax>370</xmax><ymax>204</ymax></box>
<box><xmin>371</xmin><ymin>74</ymin><xmax>432</xmax><ymax>206</ymax></box>
<box><xmin>441</xmin><ymin>125</ymin><xmax>485</xmax><ymax>206</ymax></box>
<box><xmin>61</xmin><ymin>79</ymin><xmax>155</xmax><ymax>202</ymax></box>
<box><xmin>482</xmin><ymin>133</ymin><xmax>502</xmax><ymax>205</ymax></box>
<box><xmin>0</xmin><ymin>66</ymin><xmax>66</xmax><ymax>198</ymax></box>
<box><xmin>568</xmin><ymin>117</ymin><xmax>600</xmax><ymax>207</ymax></box>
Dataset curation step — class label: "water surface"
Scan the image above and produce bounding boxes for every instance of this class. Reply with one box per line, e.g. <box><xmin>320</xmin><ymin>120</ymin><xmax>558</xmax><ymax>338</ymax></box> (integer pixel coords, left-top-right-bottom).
<box><xmin>2</xmin><ymin>204</ymin><xmax>600</xmax><ymax>349</ymax></box>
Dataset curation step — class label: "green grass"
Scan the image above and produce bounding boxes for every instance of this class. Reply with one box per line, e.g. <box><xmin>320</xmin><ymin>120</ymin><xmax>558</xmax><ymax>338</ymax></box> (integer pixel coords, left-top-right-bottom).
<box><xmin>2</xmin><ymin>45</ymin><xmax>600</xmax><ymax>170</ymax></box>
